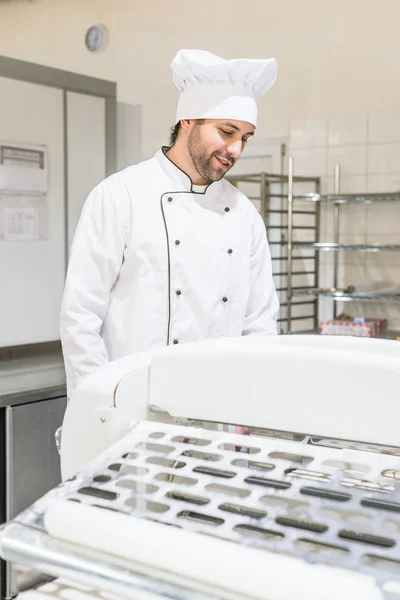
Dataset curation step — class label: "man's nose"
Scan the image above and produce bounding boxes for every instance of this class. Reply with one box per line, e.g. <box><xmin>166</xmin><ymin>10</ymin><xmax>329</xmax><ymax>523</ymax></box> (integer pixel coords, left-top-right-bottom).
<box><xmin>227</xmin><ymin>139</ymin><xmax>243</xmax><ymax>159</ymax></box>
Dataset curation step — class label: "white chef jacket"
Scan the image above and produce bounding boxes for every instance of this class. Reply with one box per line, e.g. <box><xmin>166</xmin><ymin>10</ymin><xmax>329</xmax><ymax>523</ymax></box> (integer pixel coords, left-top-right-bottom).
<box><xmin>60</xmin><ymin>148</ymin><xmax>279</xmax><ymax>396</ymax></box>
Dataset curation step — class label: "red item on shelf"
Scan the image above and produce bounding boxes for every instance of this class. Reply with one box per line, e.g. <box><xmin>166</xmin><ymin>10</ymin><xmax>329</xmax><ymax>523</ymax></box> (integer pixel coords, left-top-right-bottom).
<box><xmin>320</xmin><ymin>313</ymin><xmax>388</xmax><ymax>337</ymax></box>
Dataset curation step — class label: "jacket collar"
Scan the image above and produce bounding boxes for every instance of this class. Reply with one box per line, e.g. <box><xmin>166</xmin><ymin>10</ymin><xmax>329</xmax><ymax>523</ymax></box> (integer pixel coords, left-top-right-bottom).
<box><xmin>156</xmin><ymin>146</ymin><xmax>219</xmax><ymax>194</ymax></box>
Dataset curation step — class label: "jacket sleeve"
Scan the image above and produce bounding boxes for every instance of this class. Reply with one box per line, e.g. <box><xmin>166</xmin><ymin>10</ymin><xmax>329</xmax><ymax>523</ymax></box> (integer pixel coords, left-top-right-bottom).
<box><xmin>242</xmin><ymin>209</ymin><xmax>279</xmax><ymax>335</ymax></box>
<box><xmin>60</xmin><ymin>179</ymin><xmax>129</xmax><ymax>397</ymax></box>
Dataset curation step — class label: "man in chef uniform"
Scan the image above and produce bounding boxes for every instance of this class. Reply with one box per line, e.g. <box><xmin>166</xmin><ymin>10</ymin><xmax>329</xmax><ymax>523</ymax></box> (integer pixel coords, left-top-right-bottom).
<box><xmin>60</xmin><ymin>49</ymin><xmax>280</xmax><ymax>398</ymax></box>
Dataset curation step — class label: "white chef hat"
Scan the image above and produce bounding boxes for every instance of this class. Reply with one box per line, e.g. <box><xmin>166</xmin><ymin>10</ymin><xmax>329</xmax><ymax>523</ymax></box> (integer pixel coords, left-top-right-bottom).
<box><xmin>170</xmin><ymin>49</ymin><xmax>278</xmax><ymax>127</ymax></box>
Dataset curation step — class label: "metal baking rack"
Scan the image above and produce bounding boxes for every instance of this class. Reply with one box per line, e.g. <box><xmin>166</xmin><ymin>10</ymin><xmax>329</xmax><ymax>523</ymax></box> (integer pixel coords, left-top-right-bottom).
<box><xmin>3</xmin><ymin>421</ymin><xmax>400</xmax><ymax>599</ymax></box>
<box><xmin>228</xmin><ymin>170</ymin><xmax>321</xmax><ymax>334</ymax></box>
<box><xmin>287</xmin><ymin>163</ymin><xmax>400</xmax><ymax>333</ymax></box>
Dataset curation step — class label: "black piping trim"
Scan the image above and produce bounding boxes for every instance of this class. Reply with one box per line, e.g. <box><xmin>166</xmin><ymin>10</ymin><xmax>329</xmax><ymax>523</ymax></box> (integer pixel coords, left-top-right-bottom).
<box><xmin>161</xmin><ymin>186</ymin><xmax>225</xmax><ymax>345</ymax></box>
<box><xmin>162</xmin><ymin>146</ymin><xmax>214</xmax><ymax>195</ymax></box>
<box><xmin>160</xmin><ymin>194</ymin><xmax>172</xmax><ymax>345</ymax></box>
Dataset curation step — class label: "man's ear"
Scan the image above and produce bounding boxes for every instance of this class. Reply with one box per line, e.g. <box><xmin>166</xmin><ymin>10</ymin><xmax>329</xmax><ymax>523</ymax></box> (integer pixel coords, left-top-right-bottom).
<box><xmin>180</xmin><ymin>119</ymin><xmax>194</xmax><ymax>133</ymax></box>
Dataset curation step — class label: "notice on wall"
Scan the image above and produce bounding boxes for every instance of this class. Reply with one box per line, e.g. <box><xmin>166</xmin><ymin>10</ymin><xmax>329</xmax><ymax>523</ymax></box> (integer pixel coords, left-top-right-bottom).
<box><xmin>0</xmin><ymin>142</ymin><xmax>48</xmax><ymax>193</ymax></box>
<box><xmin>3</xmin><ymin>206</ymin><xmax>40</xmax><ymax>241</ymax></box>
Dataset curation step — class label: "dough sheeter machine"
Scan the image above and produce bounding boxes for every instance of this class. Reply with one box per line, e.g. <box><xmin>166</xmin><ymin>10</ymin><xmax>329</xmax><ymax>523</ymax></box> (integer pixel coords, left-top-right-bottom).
<box><xmin>1</xmin><ymin>334</ymin><xmax>400</xmax><ymax>600</ymax></box>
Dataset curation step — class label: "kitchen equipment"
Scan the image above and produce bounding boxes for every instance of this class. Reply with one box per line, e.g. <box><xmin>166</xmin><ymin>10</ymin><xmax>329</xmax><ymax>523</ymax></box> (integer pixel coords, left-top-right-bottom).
<box><xmin>1</xmin><ymin>334</ymin><xmax>400</xmax><ymax>600</ymax></box>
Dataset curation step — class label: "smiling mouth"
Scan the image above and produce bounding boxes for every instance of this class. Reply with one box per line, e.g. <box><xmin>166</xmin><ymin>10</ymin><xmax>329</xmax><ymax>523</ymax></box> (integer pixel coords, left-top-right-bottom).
<box><xmin>214</xmin><ymin>156</ymin><xmax>232</xmax><ymax>170</ymax></box>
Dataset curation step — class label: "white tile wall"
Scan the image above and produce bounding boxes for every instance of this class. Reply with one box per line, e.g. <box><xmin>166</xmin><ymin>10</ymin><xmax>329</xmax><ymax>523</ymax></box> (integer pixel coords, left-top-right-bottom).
<box><xmin>339</xmin><ymin>205</ymin><xmax>368</xmax><ymax>240</ymax></box>
<box><xmin>318</xmin><ymin>296</ymin><xmax>334</xmax><ymax>322</ymax></box>
<box><xmin>288</xmin><ymin>147</ymin><xmax>327</xmax><ymax>176</ymax></box>
<box><xmin>328</xmin><ymin>115</ymin><xmax>367</xmax><ymax>146</ymax></box>
<box><xmin>289</xmin><ymin>119</ymin><xmax>327</xmax><ymax>148</ymax></box>
<box><xmin>264</xmin><ymin>120</ymin><xmax>290</xmax><ymax>140</ymax></box>
<box><xmin>327</xmin><ymin>145</ymin><xmax>367</xmax><ymax>175</ymax></box>
<box><xmin>340</xmin><ymin>259</ymin><xmax>367</xmax><ymax>283</ymax></box>
<box><xmin>323</xmin><ymin>175</ymin><xmax>367</xmax><ymax>194</ymax></box>
<box><xmin>366</xmin><ymin>251</ymin><xmax>400</xmax><ymax>267</ymax></box>
<box><xmin>368</xmin><ymin>144</ymin><xmax>400</xmax><ymax>174</ymax></box>
<box><xmin>340</xmin><ymin>255</ymin><xmax>367</xmax><ymax>280</ymax></box>
<box><xmin>292</xmin><ymin>228</ymin><xmax>316</xmax><ymax>243</ymax></box>
<box><xmin>365</xmin><ymin>232</ymin><xmax>400</xmax><ymax>246</ymax></box>
<box><xmin>363</xmin><ymin>262</ymin><xmax>400</xmax><ymax>284</ymax></box>
<box><xmin>366</xmin><ymin>203</ymin><xmax>400</xmax><ymax>236</ymax></box>
<box><xmin>277</xmin><ymin>110</ymin><xmax>400</xmax><ymax>332</ymax></box>
<box><xmin>319</xmin><ymin>177</ymin><xmax>332</xmax><ymax>194</ymax></box>
<box><xmin>367</xmin><ymin>173</ymin><xmax>400</xmax><ymax>192</ymax></box>
<box><xmin>368</xmin><ymin>113</ymin><xmax>400</xmax><ymax>143</ymax></box>
<box><xmin>319</xmin><ymin>202</ymin><xmax>335</xmax><ymax>240</ymax></box>
<box><xmin>318</xmin><ymin>256</ymin><xmax>334</xmax><ymax>286</ymax></box>
<box><xmin>293</xmin><ymin>181</ymin><xmax>325</xmax><ymax>195</ymax></box>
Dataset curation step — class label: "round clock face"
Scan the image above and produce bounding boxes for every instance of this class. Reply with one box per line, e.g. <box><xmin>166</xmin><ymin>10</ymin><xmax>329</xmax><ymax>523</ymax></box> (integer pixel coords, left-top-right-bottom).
<box><xmin>85</xmin><ymin>25</ymin><xmax>108</xmax><ymax>52</ymax></box>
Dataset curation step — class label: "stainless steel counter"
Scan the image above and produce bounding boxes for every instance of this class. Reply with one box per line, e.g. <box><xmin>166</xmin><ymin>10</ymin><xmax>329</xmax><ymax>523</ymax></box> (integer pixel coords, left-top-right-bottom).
<box><xmin>0</xmin><ymin>349</ymin><xmax>67</xmax><ymax>599</ymax></box>
<box><xmin>0</xmin><ymin>353</ymin><xmax>66</xmax><ymax>408</ymax></box>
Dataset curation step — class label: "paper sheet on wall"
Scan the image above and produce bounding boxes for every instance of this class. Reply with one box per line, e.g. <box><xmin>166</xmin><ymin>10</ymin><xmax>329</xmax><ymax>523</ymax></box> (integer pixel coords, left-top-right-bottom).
<box><xmin>3</xmin><ymin>207</ymin><xmax>40</xmax><ymax>241</ymax></box>
<box><xmin>0</xmin><ymin>142</ymin><xmax>47</xmax><ymax>193</ymax></box>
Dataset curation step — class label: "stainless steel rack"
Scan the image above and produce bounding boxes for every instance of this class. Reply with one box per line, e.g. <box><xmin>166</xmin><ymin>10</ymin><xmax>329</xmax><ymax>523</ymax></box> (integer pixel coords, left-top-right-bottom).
<box><xmin>228</xmin><ymin>170</ymin><xmax>321</xmax><ymax>334</ymax></box>
<box><xmin>297</xmin><ymin>289</ymin><xmax>400</xmax><ymax>303</ymax></box>
<box><xmin>287</xmin><ymin>161</ymin><xmax>400</xmax><ymax>334</ymax></box>
<box><xmin>294</xmin><ymin>243</ymin><xmax>400</xmax><ymax>252</ymax></box>
<box><xmin>295</xmin><ymin>191</ymin><xmax>400</xmax><ymax>204</ymax></box>
<box><xmin>230</xmin><ymin>161</ymin><xmax>400</xmax><ymax>336</ymax></box>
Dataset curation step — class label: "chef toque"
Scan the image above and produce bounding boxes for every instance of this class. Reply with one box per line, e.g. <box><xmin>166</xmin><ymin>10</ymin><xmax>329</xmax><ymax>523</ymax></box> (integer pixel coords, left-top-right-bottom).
<box><xmin>170</xmin><ymin>49</ymin><xmax>278</xmax><ymax>128</ymax></box>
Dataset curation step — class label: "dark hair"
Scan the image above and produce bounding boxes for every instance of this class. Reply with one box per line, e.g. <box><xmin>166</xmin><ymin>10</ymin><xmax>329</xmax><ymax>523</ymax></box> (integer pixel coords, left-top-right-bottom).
<box><xmin>169</xmin><ymin>122</ymin><xmax>181</xmax><ymax>146</ymax></box>
<box><xmin>169</xmin><ymin>119</ymin><xmax>205</xmax><ymax>146</ymax></box>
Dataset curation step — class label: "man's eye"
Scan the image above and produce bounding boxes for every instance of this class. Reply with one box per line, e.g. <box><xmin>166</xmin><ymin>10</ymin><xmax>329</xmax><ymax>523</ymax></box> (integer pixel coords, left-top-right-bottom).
<box><xmin>243</xmin><ymin>138</ymin><xmax>249</xmax><ymax>144</ymax></box>
<box><xmin>221</xmin><ymin>130</ymin><xmax>233</xmax><ymax>136</ymax></box>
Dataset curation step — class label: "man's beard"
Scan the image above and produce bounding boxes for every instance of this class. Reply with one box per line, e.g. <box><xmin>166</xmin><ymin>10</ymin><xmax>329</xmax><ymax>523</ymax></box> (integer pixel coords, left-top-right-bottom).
<box><xmin>187</xmin><ymin>124</ymin><xmax>235</xmax><ymax>182</ymax></box>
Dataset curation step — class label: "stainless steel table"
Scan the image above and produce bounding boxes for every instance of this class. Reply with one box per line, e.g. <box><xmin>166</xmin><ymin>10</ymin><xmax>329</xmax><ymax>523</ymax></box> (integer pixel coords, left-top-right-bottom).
<box><xmin>0</xmin><ymin>351</ymin><xmax>67</xmax><ymax>599</ymax></box>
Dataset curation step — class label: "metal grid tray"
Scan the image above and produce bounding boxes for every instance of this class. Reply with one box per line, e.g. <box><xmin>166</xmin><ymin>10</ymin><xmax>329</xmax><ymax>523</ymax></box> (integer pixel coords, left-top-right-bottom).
<box><xmin>4</xmin><ymin>421</ymin><xmax>400</xmax><ymax>599</ymax></box>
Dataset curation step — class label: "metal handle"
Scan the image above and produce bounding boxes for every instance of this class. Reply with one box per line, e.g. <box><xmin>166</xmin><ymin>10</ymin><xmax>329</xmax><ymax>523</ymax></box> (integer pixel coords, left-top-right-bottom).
<box><xmin>333</xmin><ymin>164</ymin><xmax>341</xmax><ymax>318</ymax></box>
<box><xmin>287</xmin><ymin>157</ymin><xmax>294</xmax><ymax>332</ymax></box>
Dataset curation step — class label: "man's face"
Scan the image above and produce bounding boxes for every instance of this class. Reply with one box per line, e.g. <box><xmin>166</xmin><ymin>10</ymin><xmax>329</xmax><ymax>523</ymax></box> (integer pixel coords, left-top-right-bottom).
<box><xmin>186</xmin><ymin>119</ymin><xmax>255</xmax><ymax>183</ymax></box>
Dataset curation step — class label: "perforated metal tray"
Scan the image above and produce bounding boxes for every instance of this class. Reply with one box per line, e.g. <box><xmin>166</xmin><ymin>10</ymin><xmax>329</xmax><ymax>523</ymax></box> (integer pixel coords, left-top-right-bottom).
<box><xmin>3</xmin><ymin>421</ymin><xmax>400</xmax><ymax>599</ymax></box>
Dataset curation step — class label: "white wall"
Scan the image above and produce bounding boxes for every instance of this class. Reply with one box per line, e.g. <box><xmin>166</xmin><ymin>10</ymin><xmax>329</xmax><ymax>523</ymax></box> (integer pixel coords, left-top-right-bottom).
<box><xmin>1</xmin><ymin>0</ymin><xmax>400</xmax><ymax>333</ymax></box>
<box><xmin>116</xmin><ymin>0</ymin><xmax>400</xmax><ymax>157</ymax></box>
<box><xmin>0</xmin><ymin>0</ymin><xmax>116</xmax><ymax>81</ymax></box>
<box><xmin>283</xmin><ymin>114</ymin><xmax>400</xmax><ymax>331</ymax></box>
<box><xmin>1</xmin><ymin>0</ymin><xmax>400</xmax><ymax>157</ymax></box>
<box><xmin>0</xmin><ymin>77</ymin><xmax>65</xmax><ymax>345</ymax></box>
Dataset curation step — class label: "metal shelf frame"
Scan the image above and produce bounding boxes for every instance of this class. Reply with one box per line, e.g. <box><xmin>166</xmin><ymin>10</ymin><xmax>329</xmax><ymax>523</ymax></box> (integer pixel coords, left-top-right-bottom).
<box><xmin>295</xmin><ymin>289</ymin><xmax>400</xmax><ymax>303</ymax></box>
<box><xmin>230</xmin><ymin>161</ymin><xmax>400</xmax><ymax>335</ymax></box>
<box><xmin>297</xmin><ymin>328</ymin><xmax>400</xmax><ymax>340</ymax></box>
<box><xmin>228</xmin><ymin>169</ymin><xmax>321</xmax><ymax>334</ymax></box>
<box><xmin>293</xmin><ymin>242</ymin><xmax>400</xmax><ymax>252</ymax></box>
<box><xmin>287</xmin><ymin>160</ymin><xmax>400</xmax><ymax>332</ymax></box>
<box><xmin>293</xmin><ymin>191</ymin><xmax>400</xmax><ymax>204</ymax></box>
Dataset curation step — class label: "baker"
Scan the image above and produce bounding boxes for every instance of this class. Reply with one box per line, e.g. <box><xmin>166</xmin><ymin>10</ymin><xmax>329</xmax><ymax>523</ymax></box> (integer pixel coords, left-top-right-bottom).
<box><xmin>60</xmin><ymin>48</ymin><xmax>280</xmax><ymax>398</ymax></box>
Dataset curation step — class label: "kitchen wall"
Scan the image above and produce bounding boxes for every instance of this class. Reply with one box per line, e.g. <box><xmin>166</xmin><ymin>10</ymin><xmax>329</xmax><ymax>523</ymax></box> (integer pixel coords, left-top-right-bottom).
<box><xmin>1</xmin><ymin>0</ymin><xmax>400</xmax><ymax>156</ymax></box>
<box><xmin>279</xmin><ymin>114</ymin><xmax>400</xmax><ymax>330</ymax></box>
<box><xmin>1</xmin><ymin>0</ymin><xmax>399</xmax><ymax>332</ymax></box>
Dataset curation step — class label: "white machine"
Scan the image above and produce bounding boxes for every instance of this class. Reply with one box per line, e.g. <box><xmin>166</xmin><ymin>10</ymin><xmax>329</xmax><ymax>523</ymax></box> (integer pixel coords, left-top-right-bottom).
<box><xmin>1</xmin><ymin>334</ymin><xmax>400</xmax><ymax>600</ymax></box>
